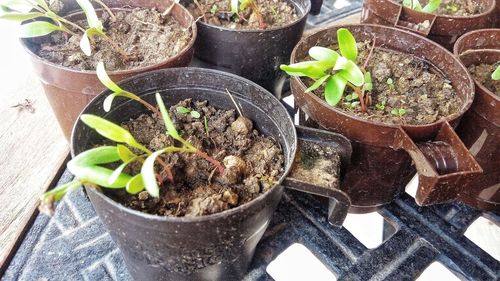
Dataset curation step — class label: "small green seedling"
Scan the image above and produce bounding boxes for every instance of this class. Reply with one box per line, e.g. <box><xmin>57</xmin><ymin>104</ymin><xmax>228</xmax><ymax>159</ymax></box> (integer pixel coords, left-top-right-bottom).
<box><xmin>40</xmin><ymin>62</ymin><xmax>224</xmax><ymax>215</ymax></box>
<box><xmin>391</xmin><ymin>107</ymin><xmax>407</xmax><ymax>117</ymax></box>
<box><xmin>210</xmin><ymin>4</ymin><xmax>218</xmax><ymax>14</ymax></box>
<box><xmin>230</xmin><ymin>0</ymin><xmax>265</xmax><ymax>28</ymax></box>
<box><xmin>402</xmin><ymin>0</ymin><xmax>441</xmax><ymax>13</ymax></box>
<box><xmin>446</xmin><ymin>3</ymin><xmax>458</xmax><ymax>13</ymax></box>
<box><xmin>343</xmin><ymin>93</ymin><xmax>360</xmax><ymax>110</ymax></box>
<box><xmin>492</xmin><ymin>65</ymin><xmax>500</xmax><ymax>81</ymax></box>
<box><xmin>0</xmin><ymin>0</ymin><xmax>127</xmax><ymax>58</ymax></box>
<box><xmin>281</xmin><ymin>28</ymin><xmax>373</xmax><ymax>112</ymax></box>
<box><xmin>386</xmin><ymin>77</ymin><xmax>395</xmax><ymax>90</ymax></box>
<box><xmin>177</xmin><ymin>106</ymin><xmax>201</xmax><ymax>119</ymax></box>
<box><xmin>375</xmin><ymin>100</ymin><xmax>386</xmax><ymax>111</ymax></box>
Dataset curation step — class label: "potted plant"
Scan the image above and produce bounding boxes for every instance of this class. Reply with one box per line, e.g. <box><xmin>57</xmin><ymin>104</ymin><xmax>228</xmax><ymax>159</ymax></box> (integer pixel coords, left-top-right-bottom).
<box><xmin>38</xmin><ymin>65</ymin><xmax>300</xmax><ymax>280</ymax></box>
<box><xmin>1</xmin><ymin>0</ymin><xmax>197</xmax><ymax>139</ymax></box>
<box><xmin>361</xmin><ymin>0</ymin><xmax>496</xmax><ymax>50</ymax></box>
<box><xmin>453</xmin><ymin>28</ymin><xmax>499</xmax><ymax>212</ymax></box>
<box><xmin>281</xmin><ymin>24</ymin><xmax>483</xmax><ymax>212</ymax></box>
<box><xmin>181</xmin><ymin>0</ymin><xmax>310</xmax><ymax>95</ymax></box>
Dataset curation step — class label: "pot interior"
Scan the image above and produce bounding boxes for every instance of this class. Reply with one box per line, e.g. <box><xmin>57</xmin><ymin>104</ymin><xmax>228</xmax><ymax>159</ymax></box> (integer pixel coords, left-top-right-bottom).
<box><xmin>454</xmin><ymin>29</ymin><xmax>500</xmax><ymax>55</ymax></box>
<box><xmin>292</xmin><ymin>24</ymin><xmax>474</xmax><ymax>130</ymax></box>
<box><xmin>72</xmin><ymin>67</ymin><xmax>297</xmax><ymax>197</ymax></box>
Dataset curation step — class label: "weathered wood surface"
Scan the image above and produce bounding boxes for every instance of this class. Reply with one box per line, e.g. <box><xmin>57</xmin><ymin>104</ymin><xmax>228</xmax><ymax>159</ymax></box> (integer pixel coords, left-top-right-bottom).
<box><xmin>0</xmin><ymin>22</ymin><xmax>69</xmax><ymax>269</ymax></box>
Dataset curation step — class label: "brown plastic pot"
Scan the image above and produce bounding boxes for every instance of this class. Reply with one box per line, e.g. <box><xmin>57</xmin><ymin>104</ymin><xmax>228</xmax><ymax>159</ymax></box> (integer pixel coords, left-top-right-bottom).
<box><xmin>72</xmin><ymin>67</ymin><xmax>353</xmax><ymax>280</ymax></box>
<box><xmin>361</xmin><ymin>0</ymin><xmax>496</xmax><ymax>50</ymax></box>
<box><xmin>21</xmin><ymin>0</ymin><xmax>196</xmax><ymax>140</ymax></box>
<box><xmin>453</xmin><ymin>29</ymin><xmax>500</xmax><ymax>212</ymax></box>
<box><xmin>290</xmin><ymin>24</ymin><xmax>482</xmax><ymax>212</ymax></box>
<box><xmin>185</xmin><ymin>0</ymin><xmax>310</xmax><ymax>95</ymax></box>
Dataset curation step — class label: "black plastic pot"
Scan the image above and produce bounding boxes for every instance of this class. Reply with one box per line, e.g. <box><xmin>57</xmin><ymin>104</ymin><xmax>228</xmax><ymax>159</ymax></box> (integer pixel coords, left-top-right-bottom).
<box><xmin>71</xmin><ymin>68</ymin><xmax>298</xmax><ymax>280</ymax></box>
<box><xmin>186</xmin><ymin>0</ymin><xmax>310</xmax><ymax>96</ymax></box>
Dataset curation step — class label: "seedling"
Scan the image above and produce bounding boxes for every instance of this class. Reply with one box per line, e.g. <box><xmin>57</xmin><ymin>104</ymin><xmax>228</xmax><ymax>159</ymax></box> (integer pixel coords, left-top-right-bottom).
<box><xmin>281</xmin><ymin>28</ymin><xmax>373</xmax><ymax>112</ymax></box>
<box><xmin>210</xmin><ymin>4</ymin><xmax>218</xmax><ymax>15</ymax></box>
<box><xmin>230</xmin><ymin>0</ymin><xmax>265</xmax><ymax>28</ymax></box>
<box><xmin>39</xmin><ymin>62</ymin><xmax>224</xmax><ymax>215</ymax></box>
<box><xmin>0</xmin><ymin>0</ymin><xmax>128</xmax><ymax>59</ymax></box>
<box><xmin>386</xmin><ymin>77</ymin><xmax>395</xmax><ymax>90</ymax></box>
<box><xmin>375</xmin><ymin>100</ymin><xmax>386</xmax><ymax>111</ymax></box>
<box><xmin>446</xmin><ymin>3</ymin><xmax>458</xmax><ymax>13</ymax></box>
<box><xmin>402</xmin><ymin>0</ymin><xmax>441</xmax><ymax>13</ymax></box>
<box><xmin>391</xmin><ymin>107</ymin><xmax>407</xmax><ymax>117</ymax></box>
<box><xmin>176</xmin><ymin>106</ymin><xmax>201</xmax><ymax>118</ymax></box>
<box><xmin>492</xmin><ymin>65</ymin><xmax>500</xmax><ymax>81</ymax></box>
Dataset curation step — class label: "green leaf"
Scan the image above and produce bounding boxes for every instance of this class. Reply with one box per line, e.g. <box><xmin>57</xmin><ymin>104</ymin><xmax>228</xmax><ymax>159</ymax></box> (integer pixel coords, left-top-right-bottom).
<box><xmin>80</xmin><ymin>114</ymin><xmax>150</xmax><ymax>153</ymax></box>
<box><xmin>126</xmin><ymin>174</ymin><xmax>144</xmax><ymax>194</ymax></box>
<box><xmin>69</xmin><ymin>146</ymin><xmax>121</xmax><ymax>167</ymax></box>
<box><xmin>190</xmin><ymin>111</ymin><xmax>201</xmax><ymax>119</ymax></box>
<box><xmin>80</xmin><ymin>31</ymin><xmax>92</xmax><ymax>56</ymax></box>
<box><xmin>337</xmin><ymin>61</ymin><xmax>364</xmax><ymax>87</ymax></box>
<box><xmin>324</xmin><ymin>75</ymin><xmax>347</xmax><ymax>106</ymax></box>
<box><xmin>231</xmin><ymin>0</ymin><xmax>239</xmax><ymax>13</ymax></box>
<box><xmin>33</xmin><ymin>0</ymin><xmax>49</xmax><ymax>10</ymax></box>
<box><xmin>176</xmin><ymin>106</ymin><xmax>190</xmax><ymax>114</ymax></box>
<box><xmin>103</xmin><ymin>93</ymin><xmax>118</xmax><ymax>112</ymax></box>
<box><xmin>363</xmin><ymin>72</ymin><xmax>373</xmax><ymax>92</ymax></box>
<box><xmin>337</xmin><ymin>28</ymin><xmax>358</xmax><ymax>62</ymax></box>
<box><xmin>156</xmin><ymin>93</ymin><xmax>181</xmax><ymax>141</ymax></box>
<box><xmin>422</xmin><ymin>0</ymin><xmax>440</xmax><ymax>13</ymax></box>
<box><xmin>76</xmin><ymin>0</ymin><xmax>102</xmax><ymax>30</ymax></box>
<box><xmin>109</xmin><ymin>156</ymin><xmax>139</xmax><ymax>185</ymax></box>
<box><xmin>117</xmin><ymin>144</ymin><xmax>136</xmax><ymax>162</ymax></box>
<box><xmin>308</xmin><ymin>47</ymin><xmax>339</xmax><ymax>66</ymax></box>
<box><xmin>305</xmin><ymin>75</ymin><xmax>330</xmax><ymax>93</ymax></box>
<box><xmin>69</xmin><ymin>165</ymin><xmax>131</xmax><ymax>188</ymax></box>
<box><xmin>19</xmin><ymin>21</ymin><xmax>63</xmax><ymax>38</ymax></box>
<box><xmin>96</xmin><ymin>62</ymin><xmax>141</xmax><ymax>109</ymax></box>
<box><xmin>280</xmin><ymin>61</ymin><xmax>329</xmax><ymax>79</ymax></box>
<box><xmin>42</xmin><ymin>180</ymin><xmax>82</xmax><ymax>201</ymax></box>
<box><xmin>0</xmin><ymin>0</ymin><xmax>34</xmax><ymax>13</ymax></box>
<box><xmin>0</xmin><ymin>11</ymin><xmax>44</xmax><ymax>21</ymax></box>
<box><xmin>402</xmin><ymin>0</ymin><xmax>412</xmax><ymax>7</ymax></box>
<box><xmin>141</xmin><ymin>150</ymin><xmax>164</xmax><ymax>197</ymax></box>
<box><xmin>239</xmin><ymin>0</ymin><xmax>253</xmax><ymax>10</ymax></box>
<box><xmin>210</xmin><ymin>4</ymin><xmax>218</xmax><ymax>14</ymax></box>
<box><xmin>492</xmin><ymin>65</ymin><xmax>500</xmax><ymax>80</ymax></box>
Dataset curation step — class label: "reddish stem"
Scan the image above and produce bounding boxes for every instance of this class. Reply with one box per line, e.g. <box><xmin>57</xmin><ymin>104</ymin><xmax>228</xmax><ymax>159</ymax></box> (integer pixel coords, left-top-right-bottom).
<box><xmin>362</xmin><ymin>37</ymin><xmax>377</xmax><ymax>70</ymax></box>
<box><xmin>195</xmin><ymin>150</ymin><xmax>225</xmax><ymax>175</ymax></box>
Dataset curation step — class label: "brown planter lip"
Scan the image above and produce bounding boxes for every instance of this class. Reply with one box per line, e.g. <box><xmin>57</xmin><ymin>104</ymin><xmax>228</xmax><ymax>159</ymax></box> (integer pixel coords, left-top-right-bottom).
<box><xmin>20</xmin><ymin>3</ymin><xmax>197</xmax><ymax>77</ymax></box>
<box><xmin>453</xmin><ymin>28</ymin><xmax>500</xmax><ymax>104</ymax></box>
<box><xmin>195</xmin><ymin>0</ymin><xmax>311</xmax><ymax>33</ymax></box>
<box><xmin>71</xmin><ymin>67</ymin><xmax>298</xmax><ymax>227</ymax></box>
<box><xmin>290</xmin><ymin>23</ymin><xmax>475</xmax><ymax>133</ymax></box>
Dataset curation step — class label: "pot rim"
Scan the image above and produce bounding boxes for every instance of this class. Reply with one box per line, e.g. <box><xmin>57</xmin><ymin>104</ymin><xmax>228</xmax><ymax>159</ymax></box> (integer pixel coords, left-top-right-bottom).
<box><xmin>381</xmin><ymin>0</ymin><xmax>496</xmax><ymax>20</ymax></box>
<box><xmin>19</xmin><ymin>3</ymin><xmax>197</xmax><ymax>76</ymax></box>
<box><xmin>72</xmin><ymin>67</ymin><xmax>297</xmax><ymax>224</ymax></box>
<box><xmin>195</xmin><ymin>0</ymin><xmax>311</xmax><ymax>33</ymax></box>
<box><xmin>290</xmin><ymin>23</ymin><xmax>475</xmax><ymax>130</ymax></box>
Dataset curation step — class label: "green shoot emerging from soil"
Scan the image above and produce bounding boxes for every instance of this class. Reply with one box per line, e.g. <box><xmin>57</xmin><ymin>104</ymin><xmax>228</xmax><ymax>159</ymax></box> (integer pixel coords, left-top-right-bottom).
<box><xmin>402</xmin><ymin>0</ymin><xmax>442</xmax><ymax>13</ymax></box>
<box><xmin>39</xmin><ymin>62</ymin><xmax>224</xmax><ymax>215</ymax></box>
<box><xmin>446</xmin><ymin>3</ymin><xmax>458</xmax><ymax>13</ymax></box>
<box><xmin>280</xmin><ymin>28</ymin><xmax>374</xmax><ymax>112</ymax></box>
<box><xmin>0</xmin><ymin>0</ymin><xmax>128</xmax><ymax>59</ymax></box>
<box><xmin>391</xmin><ymin>107</ymin><xmax>407</xmax><ymax>117</ymax></box>
<box><xmin>230</xmin><ymin>0</ymin><xmax>265</xmax><ymax>28</ymax></box>
<box><xmin>386</xmin><ymin>77</ymin><xmax>395</xmax><ymax>90</ymax></box>
<box><xmin>492</xmin><ymin>65</ymin><xmax>500</xmax><ymax>81</ymax></box>
<box><xmin>177</xmin><ymin>106</ymin><xmax>201</xmax><ymax>118</ymax></box>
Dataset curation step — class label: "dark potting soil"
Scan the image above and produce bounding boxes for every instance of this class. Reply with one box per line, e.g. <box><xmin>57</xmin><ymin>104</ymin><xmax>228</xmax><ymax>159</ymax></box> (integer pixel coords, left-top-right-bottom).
<box><xmin>289</xmin><ymin>140</ymin><xmax>340</xmax><ymax>189</ymax></box>
<box><xmin>468</xmin><ymin>63</ymin><xmax>500</xmax><ymax>97</ymax></box>
<box><xmin>106</xmin><ymin>99</ymin><xmax>284</xmax><ymax>217</ymax></box>
<box><xmin>306</xmin><ymin>41</ymin><xmax>462</xmax><ymax>125</ymax></box>
<box><xmin>187</xmin><ymin>0</ymin><xmax>298</xmax><ymax>30</ymax></box>
<box><xmin>33</xmin><ymin>8</ymin><xmax>192</xmax><ymax>71</ymax></box>
<box><xmin>396</xmin><ymin>0</ymin><xmax>486</xmax><ymax>16</ymax></box>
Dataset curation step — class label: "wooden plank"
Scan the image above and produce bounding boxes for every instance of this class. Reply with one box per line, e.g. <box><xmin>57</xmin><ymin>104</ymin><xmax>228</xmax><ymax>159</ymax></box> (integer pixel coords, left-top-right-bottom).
<box><xmin>0</xmin><ymin>22</ymin><xmax>69</xmax><ymax>269</ymax></box>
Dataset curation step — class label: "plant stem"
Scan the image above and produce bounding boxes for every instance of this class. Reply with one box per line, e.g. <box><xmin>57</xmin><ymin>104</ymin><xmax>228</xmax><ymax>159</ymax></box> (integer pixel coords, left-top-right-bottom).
<box><xmin>57</xmin><ymin>16</ymin><xmax>86</xmax><ymax>34</ymax></box>
<box><xmin>347</xmin><ymin>83</ymin><xmax>367</xmax><ymax>112</ymax></box>
<box><xmin>195</xmin><ymin>150</ymin><xmax>225</xmax><ymax>174</ymax></box>
<box><xmin>362</xmin><ymin>37</ymin><xmax>376</xmax><ymax>70</ymax></box>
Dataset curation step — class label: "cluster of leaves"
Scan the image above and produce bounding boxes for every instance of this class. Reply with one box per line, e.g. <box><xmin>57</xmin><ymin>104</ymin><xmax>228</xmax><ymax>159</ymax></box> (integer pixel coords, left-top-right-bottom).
<box><xmin>280</xmin><ymin>28</ymin><xmax>373</xmax><ymax>111</ymax></box>
<box><xmin>40</xmin><ymin>62</ymin><xmax>223</xmax><ymax>213</ymax></box>
<box><xmin>0</xmin><ymin>0</ymin><xmax>126</xmax><ymax>58</ymax></box>
<box><xmin>230</xmin><ymin>0</ymin><xmax>254</xmax><ymax>14</ymax></box>
<box><xmin>402</xmin><ymin>0</ymin><xmax>442</xmax><ymax>13</ymax></box>
<box><xmin>492</xmin><ymin>65</ymin><xmax>500</xmax><ymax>81</ymax></box>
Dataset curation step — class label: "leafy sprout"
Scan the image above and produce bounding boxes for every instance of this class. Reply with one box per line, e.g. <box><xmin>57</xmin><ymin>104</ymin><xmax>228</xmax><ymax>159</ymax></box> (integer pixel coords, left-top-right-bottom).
<box><xmin>280</xmin><ymin>28</ymin><xmax>372</xmax><ymax>112</ymax></box>
<box><xmin>492</xmin><ymin>65</ymin><xmax>500</xmax><ymax>81</ymax></box>
<box><xmin>0</xmin><ymin>0</ymin><xmax>127</xmax><ymax>58</ymax></box>
<box><xmin>386</xmin><ymin>77</ymin><xmax>395</xmax><ymax>90</ymax></box>
<box><xmin>391</xmin><ymin>108</ymin><xmax>407</xmax><ymax>117</ymax></box>
<box><xmin>176</xmin><ymin>106</ymin><xmax>201</xmax><ymax>119</ymax></box>
<box><xmin>375</xmin><ymin>100</ymin><xmax>386</xmax><ymax>111</ymax></box>
<box><xmin>445</xmin><ymin>3</ymin><xmax>458</xmax><ymax>13</ymax></box>
<box><xmin>210</xmin><ymin>4</ymin><xmax>218</xmax><ymax>14</ymax></box>
<box><xmin>39</xmin><ymin>62</ymin><xmax>225</xmax><ymax>215</ymax></box>
<box><xmin>402</xmin><ymin>0</ymin><xmax>442</xmax><ymax>13</ymax></box>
